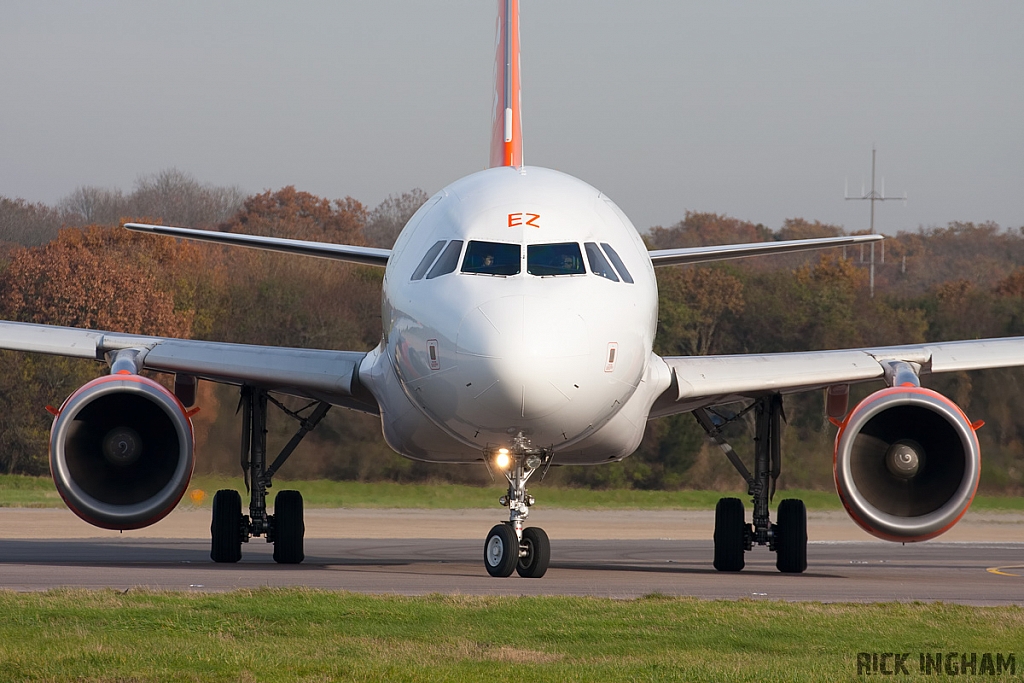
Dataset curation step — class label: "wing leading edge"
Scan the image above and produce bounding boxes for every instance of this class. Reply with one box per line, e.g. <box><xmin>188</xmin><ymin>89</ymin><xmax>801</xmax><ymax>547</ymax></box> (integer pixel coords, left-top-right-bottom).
<box><xmin>125</xmin><ymin>223</ymin><xmax>391</xmax><ymax>268</ymax></box>
<box><xmin>648</xmin><ymin>234</ymin><xmax>882</xmax><ymax>267</ymax></box>
<box><xmin>652</xmin><ymin>336</ymin><xmax>1024</xmax><ymax>417</ymax></box>
<box><xmin>0</xmin><ymin>321</ymin><xmax>377</xmax><ymax>413</ymax></box>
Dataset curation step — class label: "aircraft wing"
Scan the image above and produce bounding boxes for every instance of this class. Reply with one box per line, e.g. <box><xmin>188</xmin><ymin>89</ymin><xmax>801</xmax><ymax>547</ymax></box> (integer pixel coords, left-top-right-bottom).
<box><xmin>648</xmin><ymin>234</ymin><xmax>882</xmax><ymax>267</ymax></box>
<box><xmin>125</xmin><ymin>223</ymin><xmax>391</xmax><ymax>268</ymax></box>
<box><xmin>0</xmin><ymin>321</ymin><xmax>378</xmax><ymax>413</ymax></box>
<box><xmin>651</xmin><ymin>336</ymin><xmax>1024</xmax><ymax>416</ymax></box>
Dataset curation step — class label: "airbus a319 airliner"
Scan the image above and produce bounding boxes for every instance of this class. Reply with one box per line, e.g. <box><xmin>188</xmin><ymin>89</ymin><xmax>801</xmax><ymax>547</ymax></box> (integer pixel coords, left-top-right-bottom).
<box><xmin>2</xmin><ymin>0</ymin><xmax>1018</xmax><ymax>578</ymax></box>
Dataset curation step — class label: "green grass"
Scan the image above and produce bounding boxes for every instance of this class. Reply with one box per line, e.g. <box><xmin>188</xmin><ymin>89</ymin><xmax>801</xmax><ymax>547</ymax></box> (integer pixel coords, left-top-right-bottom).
<box><xmin>2</xmin><ymin>473</ymin><xmax>1023</xmax><ymax>512</ymax></box>
<box><xmin>0</xmin><ymin>473</ymin><xmax>63</xmax><ymax>507</ymax></box>
<box><xmin>0</xmin><ymin>589</ymin><xmax>1020</xmax><ymax>682</ymax></box>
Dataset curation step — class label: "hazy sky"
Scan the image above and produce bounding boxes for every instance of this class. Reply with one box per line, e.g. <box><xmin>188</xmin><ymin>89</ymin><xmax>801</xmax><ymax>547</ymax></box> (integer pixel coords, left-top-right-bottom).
<box><xmin>2</xmin><ymin>1</ymin><xmax>1021</xmax><ymax>235</ymax></box>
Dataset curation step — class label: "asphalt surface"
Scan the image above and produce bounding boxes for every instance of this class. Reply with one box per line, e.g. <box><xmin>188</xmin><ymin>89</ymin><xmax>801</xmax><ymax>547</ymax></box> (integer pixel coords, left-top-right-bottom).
<box><xmin>2</xmin><ymin>536</ymin><xmax>1023</xmax><ymax>605</ymax></box>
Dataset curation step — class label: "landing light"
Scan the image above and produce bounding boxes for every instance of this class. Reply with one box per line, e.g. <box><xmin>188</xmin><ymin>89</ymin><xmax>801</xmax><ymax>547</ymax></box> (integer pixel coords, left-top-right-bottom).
<box><xmin>495</xmin><ymin>449</ymin><xmax>511</xmax><ymax>469</ymax></box>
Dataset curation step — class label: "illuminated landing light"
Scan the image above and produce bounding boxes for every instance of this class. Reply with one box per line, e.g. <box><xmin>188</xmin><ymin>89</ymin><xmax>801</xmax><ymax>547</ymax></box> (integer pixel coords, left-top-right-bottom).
<box><xmin>495</xmin><ymin>448</ymin><xmax>511</xmax><ymax>470</ymax></box>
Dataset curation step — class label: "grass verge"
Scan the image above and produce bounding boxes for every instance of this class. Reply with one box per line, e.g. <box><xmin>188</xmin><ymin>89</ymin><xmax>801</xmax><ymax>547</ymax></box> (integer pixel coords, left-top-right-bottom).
<box><xmin>1</xmin><ymin>473</ymin><xmax>1022</xmax><ymax>512</ymax></box>
<box><xmin>0</xmin><ymin>589</ymin><xmax>1021</xmax><ymax>682</ymax></box>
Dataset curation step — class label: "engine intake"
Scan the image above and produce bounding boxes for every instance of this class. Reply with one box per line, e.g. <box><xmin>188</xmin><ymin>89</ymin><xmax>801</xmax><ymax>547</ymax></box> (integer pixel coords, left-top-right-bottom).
<box><xmin>833</xmin><ymin>386</ymin><xmax>980</xmax><ymax>542</ymax></box>
<box><xmin>50</xmin><ymin>374</ymin><xmax>195</xmax><ymax>530</ymax></box>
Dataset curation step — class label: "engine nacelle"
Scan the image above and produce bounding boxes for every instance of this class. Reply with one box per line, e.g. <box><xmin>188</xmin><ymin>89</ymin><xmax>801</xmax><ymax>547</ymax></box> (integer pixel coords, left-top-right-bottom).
<box><xmin>833</xmin><ymin>386</ymin><xmax>980</xmax><ymax>542</ymax></box>
<box><xmin>50</xmin><ymin>374</ymin><xmax>195</xmax><ymax>530</ymax></box>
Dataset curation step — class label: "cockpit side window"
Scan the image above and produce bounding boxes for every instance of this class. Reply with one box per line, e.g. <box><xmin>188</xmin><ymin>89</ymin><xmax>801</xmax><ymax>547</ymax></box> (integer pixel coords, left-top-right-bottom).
<box><xmin>461</xmin><ymin>241</ymin><xmax>521</xmax><ymax>276</ymax></box>
<box><xmin>425</xmin><ymin>240</ymin><xmax>464</xmax><ymax>279</ymax></box>
<box><xmin>600</xmin><ymin>243</ymin><xmax>634</xmax><ymax>284</ymax></box>
<box><xmin>411</xmin><ymin>240</ymin><xmax>447</xmax><ymax>281</ymax></box>
<box><xmin>527</xmin><ymin>243</ymin><xmax>586</xmax><ymax>276</ymax></box>
<box><xmin>584</xmin><ymin>242</ymin><xmax>619</xmax><ymax>282</ymax></box>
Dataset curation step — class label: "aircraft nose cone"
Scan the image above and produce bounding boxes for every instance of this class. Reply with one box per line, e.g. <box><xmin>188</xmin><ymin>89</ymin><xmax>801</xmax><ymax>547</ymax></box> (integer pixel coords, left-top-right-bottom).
<box><xmin>456</xmin><ymin>296</ymin><xmax>588</xmax><ymax>359</ymax></box>
<box><xmin>457</xmin><ymin>296</ymin><xmax>588</xmax><ymax>420</ymax></box>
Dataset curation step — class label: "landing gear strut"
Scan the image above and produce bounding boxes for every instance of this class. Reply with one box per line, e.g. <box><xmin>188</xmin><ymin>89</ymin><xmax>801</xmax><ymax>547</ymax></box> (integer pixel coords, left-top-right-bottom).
<box><xmin>696</xmin><ymin>393</ymin><xmax>807</xmax><ymax>573</ymax></box>
<box><xmin>210</xmin><ymin>386</ymin><xmax>330</xmax><ymax>565</ymax></box>
<box><xmin>484</xmin><ymin>436</ymin><xmax>551</xmax><ymax>578</ymax></box>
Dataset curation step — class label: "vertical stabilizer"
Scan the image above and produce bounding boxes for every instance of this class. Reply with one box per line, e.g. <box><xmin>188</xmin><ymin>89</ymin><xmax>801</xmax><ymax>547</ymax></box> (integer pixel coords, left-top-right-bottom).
<box><xmin>490</xmin><ymin>0</ymin><xmax>522</xmax><ymax>168</ymax></box>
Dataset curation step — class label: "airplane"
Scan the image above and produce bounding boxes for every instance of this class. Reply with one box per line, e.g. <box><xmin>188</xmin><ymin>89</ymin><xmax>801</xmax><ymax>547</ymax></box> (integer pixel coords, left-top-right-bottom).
<box><xmin>0</xmin><ymin>0</ymin><xmax>1014</xmax><ymax>578</ymax></box>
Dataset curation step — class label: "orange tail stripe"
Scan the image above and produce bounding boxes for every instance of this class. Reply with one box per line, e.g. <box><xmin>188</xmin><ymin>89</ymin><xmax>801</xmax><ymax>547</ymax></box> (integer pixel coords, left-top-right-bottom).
<box><xmin>490</xmin><ymin>0</ymin><xmax>522</xmax><ymax>168</ymax></box>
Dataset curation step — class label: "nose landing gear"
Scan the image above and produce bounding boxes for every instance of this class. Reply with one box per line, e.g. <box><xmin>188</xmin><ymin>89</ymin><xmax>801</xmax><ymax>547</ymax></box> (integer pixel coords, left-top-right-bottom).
<box><xmin>483</xmin><ymin>440</ymin><xmax>551</xmax><ymax>578</ymax></box>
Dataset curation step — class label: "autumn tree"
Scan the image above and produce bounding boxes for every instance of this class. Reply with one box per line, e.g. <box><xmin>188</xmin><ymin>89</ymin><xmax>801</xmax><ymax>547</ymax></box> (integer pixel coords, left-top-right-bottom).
<box><xmin>364</xmin><ymin>189</ymin><xmax>429</xmax><ymax>248</ymax></box>
<box><xmin>992</xmin><ymin>268</ymin><xmax>1024</xmax><ymax>337</ymax></box>
<box><xmin>0</xmin><ymin>225</ymin><xmax>214</xmax><ymax>474</ymax></box>
<box><xmin>877</xmin><ymin>222</ymin><xmax>1024</xmax><ymax>298</ymax></box>
<box><xmin>647</xmin><ymin>212</ymin><xmax>772</xmax><ymax>249</ymax></box>
<box><xmin>220</xmin><ymin>186</ymin><xmax>366</xmax><ymax>244</ymax></box>
<box><xmin>0</xmin><ymin>197</ymin><xmax>63</xmax><ymax>248</ymax></box>
<box><xmin>923</xmin><ymin>279</ymin><xmax>1002</xmax><ymax>342</ymax></box>
<box><xmin>776</xmin><ymin>218</ymin><xmax>843</xmax><ymax>241</ymax></box>
<box><xmin>206</xmin><ymin>187</ymin><xmax>380</xmax><ymax>350</ymax></box>
<box><xmin>0</xmin><ymin>227</ymin><xmax>200</xmax><ymax>336</ymax></box>
<box><xmin>58</xmin><ymin>169</ymin><xmax>245</xmax><ymax>229</ymax></box>
<box><xmin>655</xmin><ymin>266</ymin><xmax>745</xmax><ymax>356</ymax></box>
<box><xmin>129</xmin><ymin>169</ymin><xmax>246</xmax><ymax>228</ymax></box>
<box><xmin>57</xmin><ymin>186</ymin><xmax>128</xmax><ymax>227</ymax></box>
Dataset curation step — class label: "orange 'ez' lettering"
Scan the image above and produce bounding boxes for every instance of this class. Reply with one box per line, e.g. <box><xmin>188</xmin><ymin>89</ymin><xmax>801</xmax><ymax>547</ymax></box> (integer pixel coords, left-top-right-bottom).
<box><xmin>508</xmin><ymin>212</ymin><xmax>540</xmax><ymax>228</ymax></box>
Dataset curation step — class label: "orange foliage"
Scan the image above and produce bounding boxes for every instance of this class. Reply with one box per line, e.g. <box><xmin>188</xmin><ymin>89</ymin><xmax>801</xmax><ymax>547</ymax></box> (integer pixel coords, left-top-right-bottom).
<box><xmin>0</xmin><ymin>226</ymin><xmax>199</xmax><ymax>338</ymax></box>
<box><xmin>221</xmin><ymin>186</ymin><xmax>367</xmax><ymax>244</ymax></box>
<box><xmin>777</xmin><ymin>218</ymin><xmax>843</xmax><ymax>241</ymax></box>
<box><xmin>647</xmin><ymin>212</ymin><xmax>771</xmax><ymax>249</ymax></box>
<box><xmin>995</xmin><ymin>268</ymin><xmax>1024</xmax><ymax>298</ymax></box>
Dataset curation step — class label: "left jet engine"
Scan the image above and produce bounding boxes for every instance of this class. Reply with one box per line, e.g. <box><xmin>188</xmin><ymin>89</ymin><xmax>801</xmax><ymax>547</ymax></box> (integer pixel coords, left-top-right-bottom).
<box><xmin>50</xmin><ymin>374</ymin><xmax>195</xmax><ymax>530</ymax></box>
<box><xmin>833</xmin><ymin>386</ymin><xmax>981</xmax><ymax>542</ymax></box>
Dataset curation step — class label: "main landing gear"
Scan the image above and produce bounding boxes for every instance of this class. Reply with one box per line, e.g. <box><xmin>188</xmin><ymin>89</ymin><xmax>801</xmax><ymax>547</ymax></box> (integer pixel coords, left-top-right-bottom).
<box><xmin>483</xmin><ymin>437</ymin><xmax>551</xmax><ymax>578</ymax></box>
<box><xmin>695</xmin><ymin>393</ymin><xmax>807</xmax><ymax>574</ymax></box>
<box><xmin>210</xmin><ymin>386</ymin><xmax>331</xmax><ymax>565</ymax></box>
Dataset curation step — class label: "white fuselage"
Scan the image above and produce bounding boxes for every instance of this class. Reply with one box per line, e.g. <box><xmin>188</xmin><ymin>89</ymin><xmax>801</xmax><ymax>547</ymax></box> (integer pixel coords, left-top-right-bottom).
<box><xmin>359</xmin><ymin>166</ymin><xmax>671</xmax><ymax>465</ymax></box>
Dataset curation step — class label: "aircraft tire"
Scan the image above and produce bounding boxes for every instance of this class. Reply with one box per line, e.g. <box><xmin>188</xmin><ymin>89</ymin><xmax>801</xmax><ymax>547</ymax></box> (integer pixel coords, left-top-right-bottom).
<box><xmin>484</xmin><ymin>524</ymin><xmax>518</xmax><ymax>577</ymax></box>
<box><xmin>273</xmin><ymin>490</ymin><xmax>305</xmax><ymax>564</ymax></box>
<box><xmin>713</xmin><ymin>497</ymin><xmax>746</xmax><ymax>572</ymax></box>
<box><xmin>211</xmin><ymin>489</ymin><xmax>242</xmax><ymax>563</ymax></box>
<box><xmin>775</xmin><ymin>498</ymin><xmax>807</xmax><ymax>573</ymax></box>
<box><xmin>516</xmin><ymin>527</ymin><xmax>550</xmax><ymax>578</ymax></box>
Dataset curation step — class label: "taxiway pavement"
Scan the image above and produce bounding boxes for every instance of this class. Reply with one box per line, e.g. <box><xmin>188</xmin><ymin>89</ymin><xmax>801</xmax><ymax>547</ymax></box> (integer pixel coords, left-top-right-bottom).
<box><xmin>1</xmin><ymin>508</ymin><xmax>1022</xmax><ymax>604</ymax></box>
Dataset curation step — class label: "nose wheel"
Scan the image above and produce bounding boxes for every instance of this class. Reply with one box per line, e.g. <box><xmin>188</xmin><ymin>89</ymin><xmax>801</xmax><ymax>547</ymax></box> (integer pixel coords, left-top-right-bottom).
<box><xmin>483</xmin><ymin>441</ymin><xmax>551</xmax><ymax>578</ymax></box>
<box><xmin>516</xmin><ymin>526</ymin><xmax>550</xmax><ymax>578</ymax></box>
<box><xmin>484</xmin><ymin>524</ymin><xmax>519</xmax><ymax>577</ymax></box>
<box><xmin>483</xmin><ymin>524</ymin><xmax>551</xmax><ymax>578</ymax></box>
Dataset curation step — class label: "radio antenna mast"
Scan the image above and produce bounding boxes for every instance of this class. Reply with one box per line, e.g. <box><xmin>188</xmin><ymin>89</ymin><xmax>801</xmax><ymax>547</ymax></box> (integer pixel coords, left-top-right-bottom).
<box><xmin>845</xmin><ymin>146</ymin><xmax>906</xmax><ymax>297</ymax></box>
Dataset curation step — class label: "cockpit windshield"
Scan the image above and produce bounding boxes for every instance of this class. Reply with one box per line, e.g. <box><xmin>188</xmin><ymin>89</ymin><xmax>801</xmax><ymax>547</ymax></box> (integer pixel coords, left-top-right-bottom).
<box><xmin>584</xmin><ymin>242</ymin><xmax>618</xmax><ymax>282</ymax></box>
<box><xmin>527</xmin><ymin>243</ymin><xmax>585</xmax><ymax>276</ymax></box>
<box><xmin>461</xmin><ymin>241</ymin><xmax>521</xmax><ymax>276</ymax></box>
